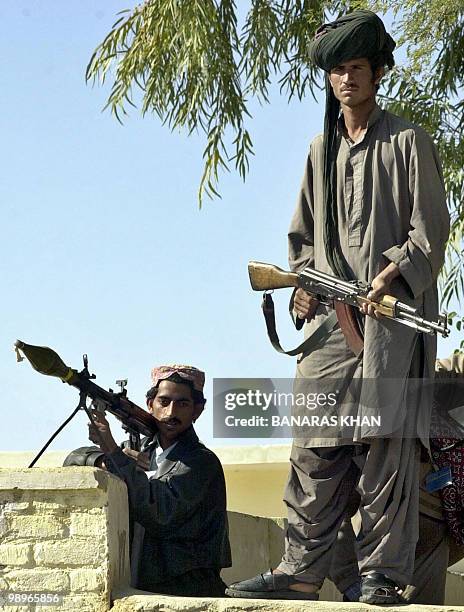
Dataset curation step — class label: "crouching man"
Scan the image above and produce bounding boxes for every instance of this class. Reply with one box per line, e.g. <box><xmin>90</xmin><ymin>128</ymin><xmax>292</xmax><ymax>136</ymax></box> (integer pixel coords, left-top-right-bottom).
<box><xmin>86</xmin><ymin>364</ymin><xmax>232</xmax><ymax>597</ymax></box>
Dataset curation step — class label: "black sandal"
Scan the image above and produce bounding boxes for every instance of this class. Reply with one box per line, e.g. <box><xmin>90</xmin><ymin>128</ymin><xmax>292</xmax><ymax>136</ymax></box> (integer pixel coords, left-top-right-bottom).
<box><xmin>359</xmin><ymin>572</ymin><xmax>405</xmax><ymax>605</ymax></box>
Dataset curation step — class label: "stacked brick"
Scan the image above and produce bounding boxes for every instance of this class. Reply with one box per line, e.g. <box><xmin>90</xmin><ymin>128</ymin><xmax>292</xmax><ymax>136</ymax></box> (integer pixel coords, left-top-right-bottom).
<box><xmin>0</xmin><ymin>468</ymin><xmax>129</xmax><ymax>612</ymax></box>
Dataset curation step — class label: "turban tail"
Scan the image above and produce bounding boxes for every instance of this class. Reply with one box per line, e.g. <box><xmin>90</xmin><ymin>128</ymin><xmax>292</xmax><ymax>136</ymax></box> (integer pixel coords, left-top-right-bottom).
<box><xmin>309</xmin><ymin>10</ymin><xmax>395</xmax><ymax>280</ymax></box>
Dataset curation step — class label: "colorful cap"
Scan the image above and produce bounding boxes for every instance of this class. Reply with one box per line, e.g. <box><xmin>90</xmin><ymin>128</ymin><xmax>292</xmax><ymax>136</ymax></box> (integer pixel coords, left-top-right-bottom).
<box><xmin>151</xmin><ymin>364</ymin><xmax>205</xmax><ymax>393</ymax></box>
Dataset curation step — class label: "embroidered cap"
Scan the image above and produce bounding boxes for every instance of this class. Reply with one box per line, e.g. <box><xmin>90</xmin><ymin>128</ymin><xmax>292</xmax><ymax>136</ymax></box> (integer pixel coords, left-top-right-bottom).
<box><xmin>151</xmin><ymin>364</ymin><xmax>205</xmax><ymax>393</ymax></box>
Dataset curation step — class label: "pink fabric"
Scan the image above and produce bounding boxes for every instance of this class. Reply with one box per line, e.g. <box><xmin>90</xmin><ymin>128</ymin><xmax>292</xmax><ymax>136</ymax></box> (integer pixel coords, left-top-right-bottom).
<box><xmin>151</xmin><ymin>364</ymin><xmax>205</xmax><ymax>392</ymax></box>
<box><xmin>431</xmin><ymin>437</ymin><xmax>464</xmax><ymax>545</ymax></box>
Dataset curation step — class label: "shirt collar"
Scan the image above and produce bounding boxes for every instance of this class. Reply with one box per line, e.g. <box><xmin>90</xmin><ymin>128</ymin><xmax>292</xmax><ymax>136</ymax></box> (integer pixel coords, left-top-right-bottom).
<box><xmin>338</xmin><ymin>104</ymin><xmax>383</xmax><ymax>143</ymax></box>
<box><xmin>155</xmin><ymin>439</ymin><xmax>178</xmax><ymax>462</ymax></box>
<box><xmin>366</xmin><ymin>104</ymin><xmax>383</xmax><ymax>129</ymax></box>
<box><xmin>141</xmin><ymin>425</ymin><xmax>199</xmax><ymax>454</ymax></box>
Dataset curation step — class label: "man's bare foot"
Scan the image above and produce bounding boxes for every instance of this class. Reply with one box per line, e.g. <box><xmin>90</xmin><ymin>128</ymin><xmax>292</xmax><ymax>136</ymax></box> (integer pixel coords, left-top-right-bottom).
<box><xmin>272</xmin><ymin>569</ymin><xmax>319</xmax><ymax>593</ymax></box>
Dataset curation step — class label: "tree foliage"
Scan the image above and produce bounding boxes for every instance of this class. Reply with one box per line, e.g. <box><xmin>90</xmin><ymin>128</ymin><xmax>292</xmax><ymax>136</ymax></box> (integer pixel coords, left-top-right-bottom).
<box><xmin>87</xmin><ymin>0</ymin><xmax>464</xmax><ymax>307</ymax></box>
<box><xmin>86</xmin><ymin>0</ymin><xmax>325</xmax><ymax>200</ymax></box>
<box><xmin>373</xmin><ymin>0</ymin><xmax>464</xmax><ymax>313</ymax></box>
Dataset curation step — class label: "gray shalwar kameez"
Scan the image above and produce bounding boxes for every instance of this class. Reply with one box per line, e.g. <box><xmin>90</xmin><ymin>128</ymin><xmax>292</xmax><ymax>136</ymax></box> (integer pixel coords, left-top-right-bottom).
<box><xmin>277</xmin><ymin>106</ymin><xmax>449</xmax><ymax>587</ymax></box>
<box><xmin>328</xmin><ymin>354</ymin><xmax>464</xmax><ymax>604</ymax></box>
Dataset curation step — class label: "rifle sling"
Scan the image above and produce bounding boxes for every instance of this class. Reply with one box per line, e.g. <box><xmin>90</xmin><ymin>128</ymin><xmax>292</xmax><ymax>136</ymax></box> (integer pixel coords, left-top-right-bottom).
<box><xmin>261</xmin><ymin>293</ymin><xmax>338</xmax><ymax>356</ymax></box>
<box><xmin>261</xmin><ymin>294</ymin><xmax>364</xmax><ymax>357</ymax></box>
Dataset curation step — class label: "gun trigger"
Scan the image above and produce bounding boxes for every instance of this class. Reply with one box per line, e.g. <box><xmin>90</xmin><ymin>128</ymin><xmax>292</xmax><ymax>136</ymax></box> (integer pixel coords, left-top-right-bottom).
<box><xmin>91</xmin><ymin>399</ymin><xmax>107</xmax><ymax>414</ymax></box>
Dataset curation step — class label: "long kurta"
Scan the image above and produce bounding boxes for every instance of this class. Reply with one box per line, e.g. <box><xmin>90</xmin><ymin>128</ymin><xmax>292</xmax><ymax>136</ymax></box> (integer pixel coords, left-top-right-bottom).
<box><xmin>288</xmin><ymin>105</ymin><xmax>449</xmax><ymax>447</ymax></box>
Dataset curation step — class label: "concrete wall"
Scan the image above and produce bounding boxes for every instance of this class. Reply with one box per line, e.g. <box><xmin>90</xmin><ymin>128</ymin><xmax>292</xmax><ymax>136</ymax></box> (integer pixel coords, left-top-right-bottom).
<box><xmin>224</xmin><ymin>513</ymin><xmax>287</xmax><ymax>585</ymax></box>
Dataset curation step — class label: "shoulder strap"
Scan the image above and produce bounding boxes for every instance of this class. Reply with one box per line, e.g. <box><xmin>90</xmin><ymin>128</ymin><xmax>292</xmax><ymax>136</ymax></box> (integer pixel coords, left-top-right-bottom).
<box><xmin>261</xmin><ymin>293</ymin><xmax>338</xmax><ymax>356</ymax></box>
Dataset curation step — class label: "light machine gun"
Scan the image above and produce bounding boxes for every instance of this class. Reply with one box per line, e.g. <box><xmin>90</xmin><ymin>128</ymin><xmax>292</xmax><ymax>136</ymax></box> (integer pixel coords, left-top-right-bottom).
<box><xmin>14</xmin><ymin>340</ymin><xmax>158</xmax><ymax>467</ymax></box>
<box><xmin>248</xmin><ymin>262</ymin><xmax>449</xmax><ymax>355</ymax></box>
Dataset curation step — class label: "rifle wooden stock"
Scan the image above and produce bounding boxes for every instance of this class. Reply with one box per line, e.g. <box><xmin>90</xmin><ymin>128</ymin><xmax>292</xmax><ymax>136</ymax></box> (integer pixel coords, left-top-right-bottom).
<box><xmin>248</xmin><ymin>261</ymin><xmax>299</xmax><ymax>291</ymax></box>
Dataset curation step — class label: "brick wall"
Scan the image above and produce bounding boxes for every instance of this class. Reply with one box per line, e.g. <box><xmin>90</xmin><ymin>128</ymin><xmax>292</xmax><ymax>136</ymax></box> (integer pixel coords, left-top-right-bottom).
<box><xmin>0</xmin><ymin>468</ymin><xmax>130</xmax><ymax>612</ymax></box>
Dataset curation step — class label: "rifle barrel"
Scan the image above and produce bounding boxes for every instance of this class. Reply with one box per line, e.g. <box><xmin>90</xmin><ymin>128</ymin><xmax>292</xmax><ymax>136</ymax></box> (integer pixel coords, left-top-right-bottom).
<box><xmin>248</xmin><ymin>262</ymin><xmax>450</xmax><ymax>339</ymax></box>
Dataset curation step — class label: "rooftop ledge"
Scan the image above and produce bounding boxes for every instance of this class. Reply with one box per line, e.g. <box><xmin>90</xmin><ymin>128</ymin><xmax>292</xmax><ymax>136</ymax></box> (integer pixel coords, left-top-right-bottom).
<box><xmin>111</xmin><ymin>589</ymin><xmax>464</xmax><ymax>612</ymax></box>
<box><xmin>0</xmin><ymin>445</ymin><xmax>293</xmax><ymax>470</ymax></box>
<box><xmin>0</xmin><ymin>466</ymin><xmax>120</xmax><ymax>490</ymax></box>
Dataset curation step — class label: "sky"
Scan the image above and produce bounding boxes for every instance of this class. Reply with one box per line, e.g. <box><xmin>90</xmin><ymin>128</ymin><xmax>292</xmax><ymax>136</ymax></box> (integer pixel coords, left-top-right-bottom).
<box><xmin>1</xmin><ymin>1</ymin><xmax>460</xmax><ymax>458</ymax></box>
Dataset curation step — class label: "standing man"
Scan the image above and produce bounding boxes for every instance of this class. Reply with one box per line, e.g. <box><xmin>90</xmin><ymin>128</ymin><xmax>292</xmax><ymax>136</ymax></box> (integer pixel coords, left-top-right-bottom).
<box><xmin>227</xmin><ymin>10</ymin><xmax>449</xmax><ymax>605</ymax></box>
<box><xmin>329</xmin><ymin>353</ymin><xmax>464</xmax><ymax>605</ymax></box>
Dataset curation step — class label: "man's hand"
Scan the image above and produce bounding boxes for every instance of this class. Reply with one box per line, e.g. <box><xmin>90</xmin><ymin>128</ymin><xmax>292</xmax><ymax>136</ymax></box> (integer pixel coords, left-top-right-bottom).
<box><xmin>94</xmin><ymin>456</ymin><xmax>107</xmax><ymax>470</ymax></box>
<box><xmin>122</xmin><ymin>448</ymin><xmax>151</xmax><ymax>470</ymax></box>
<box><xmin>294</xmin><ymin>288</ymin><xmax>320</xmax><ymax>321</ymax></box>
<box><xmin>360</xmin><ymin>262</ymin><xmax>400</xmax><ymax>319</ymax></box>
<box><xmin>88</xmin><ymin>409</ymin><xmax>118</xmax><ymax>454</ymax></box>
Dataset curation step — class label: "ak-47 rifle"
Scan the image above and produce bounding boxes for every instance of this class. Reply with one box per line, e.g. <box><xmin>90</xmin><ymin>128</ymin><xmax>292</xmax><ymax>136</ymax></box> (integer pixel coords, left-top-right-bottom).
<box><xmin>14</xmin><ymin>340</ymin><xmax>158</xmax><ymax>467</ymax></box>
<box><xmin>248</xmin><ymin>262</ymin><xmax>449</xmax><ymax>355</ymax></box>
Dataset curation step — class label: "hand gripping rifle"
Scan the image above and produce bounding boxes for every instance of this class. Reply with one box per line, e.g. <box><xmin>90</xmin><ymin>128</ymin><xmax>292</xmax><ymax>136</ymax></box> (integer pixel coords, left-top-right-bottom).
<box><xmin>14</xmin><ymin>340</ymin><xmax>158</xmax><ymax>467</ymax></box>
<box><xmin>248</xmin><ymin>262</ymin><xmax>449</xmax><ymax>356</ymax></box>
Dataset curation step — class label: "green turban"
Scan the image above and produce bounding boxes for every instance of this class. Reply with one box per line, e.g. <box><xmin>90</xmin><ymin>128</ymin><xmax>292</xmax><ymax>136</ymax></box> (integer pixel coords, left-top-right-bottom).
<box><xmin>309</xmin><ymin>10</ymin><xmax>395</xmax><ymax>72</ymax></box>
<box><xmin>308</xmin><ymin>11</ymin><xmax>395</xmax><ymax>283</ymax></box>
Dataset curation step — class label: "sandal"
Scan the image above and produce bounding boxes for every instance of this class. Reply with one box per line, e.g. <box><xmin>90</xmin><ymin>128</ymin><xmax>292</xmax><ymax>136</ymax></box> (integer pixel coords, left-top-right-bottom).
<box><xmin>226</xmin><ymin>570</ymin><xmax>319</xmax><ymax>600</ymax></box>
<box><xmin>359</xmin><ymin>572</ymin><xmax>405</xmax><ymax>605</ymax></box>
